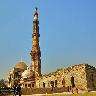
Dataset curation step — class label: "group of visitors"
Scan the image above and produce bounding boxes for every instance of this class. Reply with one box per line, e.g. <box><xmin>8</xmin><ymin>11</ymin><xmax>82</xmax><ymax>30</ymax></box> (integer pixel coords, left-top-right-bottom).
<box><xmin>13</xmin><ymin>84</ymin><xmax>21</xmax><ymax>96</ymax></box>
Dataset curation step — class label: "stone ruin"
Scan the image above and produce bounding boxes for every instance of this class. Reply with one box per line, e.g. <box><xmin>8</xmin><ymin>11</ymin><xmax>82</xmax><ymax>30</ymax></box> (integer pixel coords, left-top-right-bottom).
<box><xmin>36</xmin><ymin>64</ymin><xmax>96</xmax><ymax>91</ymax></box>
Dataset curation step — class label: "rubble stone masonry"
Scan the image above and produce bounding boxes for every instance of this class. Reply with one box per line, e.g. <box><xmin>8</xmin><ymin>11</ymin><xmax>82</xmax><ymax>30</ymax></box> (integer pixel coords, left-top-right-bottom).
<box><xmin>36</xmin><ymin>64</ymin><xmax>96</xmax><ymax>91</ymax></box>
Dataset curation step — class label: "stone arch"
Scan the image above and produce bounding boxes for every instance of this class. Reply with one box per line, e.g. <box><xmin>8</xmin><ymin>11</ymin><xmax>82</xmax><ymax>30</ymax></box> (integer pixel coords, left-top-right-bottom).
<box><xmin>55</xmin><ymin>80</ymin><xmax>57</xmax><ymax>87</ymax></box>
<box><xmin>51</xmin><ymin>81</ymin><xmax>54</xmax><ymax>91</ymax></box>
<box><xmin>91</xmin><ymin>74</ymin><xmax>94</xmax><ymax>82</ymax></box>
<box><xmin>91</xmin><ymin>74</ymin><xmax>95</xmax><ymax>88</ymax></box>
<box><xmin>71</xmin><ymin>76</ymin><xmax>75</xmax><ymax>87</ymax></box>
<box><xmin>62</xmin><ymin>78</ymin><xmax>65</xmax><ymax>87</ymax></box>
<box><xmin>43</xmin><ymin>82</ymin><xmax>45</xmax><ymax>88</ymax></box>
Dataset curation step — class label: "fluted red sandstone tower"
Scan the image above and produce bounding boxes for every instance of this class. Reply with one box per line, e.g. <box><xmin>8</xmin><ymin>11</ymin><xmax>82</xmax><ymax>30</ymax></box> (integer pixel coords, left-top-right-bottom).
<box><xmin>30</xmin><ymin>8</ymin><xmax>41</xmax><ymax>77</ymax></box>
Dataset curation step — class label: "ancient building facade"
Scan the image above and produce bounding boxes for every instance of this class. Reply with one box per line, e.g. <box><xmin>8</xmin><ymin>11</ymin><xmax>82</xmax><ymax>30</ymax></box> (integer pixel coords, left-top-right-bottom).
<box><xmin>7</xmin><ymin>8</ymin><xmax>96</xmax><ymax>91</ymax></box>
<box><xmin>85</xmin><ymin>64</ymin><xmax>96</xmax><ymax>90</ymax></box>
<box><xmin>36</xmin><ymin>64</ymin><xmax>96</xmax><ymax>91</ymax></box>
<box><xmin>7</xmin><ymin>59</ymin><xmax>27</xmax><ymax>87</ymax></box>
<box><xmin>20</xmin><ymin>8</ymin><xmax>41</xmax><ymax>88</ymax></box>
<box><xmin>7</xmin><ymin>8</ymin><xmax>41</xmax><ymax>88</ymax></box>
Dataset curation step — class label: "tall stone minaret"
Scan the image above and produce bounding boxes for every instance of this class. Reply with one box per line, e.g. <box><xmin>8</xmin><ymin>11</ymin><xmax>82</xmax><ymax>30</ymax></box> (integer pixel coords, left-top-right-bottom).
<box><xmin>30</xmin><ymin>8</ymin><xmax>41</xmax><ymax>77</ymax></box>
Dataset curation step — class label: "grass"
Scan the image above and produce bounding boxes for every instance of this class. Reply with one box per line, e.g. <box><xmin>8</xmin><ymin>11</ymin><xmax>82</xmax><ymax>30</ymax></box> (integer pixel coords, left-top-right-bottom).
<box><xmin>5</xmin><ymin>92</ymin><xmax>96</xmax><ymax>96</ymax></box>
<box><xmin>42</xmin><ymin>92</ymin><xmax>96</xmax><ymax>96</ymax></box>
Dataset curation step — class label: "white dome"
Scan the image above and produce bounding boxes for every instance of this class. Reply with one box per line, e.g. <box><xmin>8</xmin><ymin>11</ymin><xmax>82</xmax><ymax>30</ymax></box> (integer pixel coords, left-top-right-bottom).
<box><xmin>22</xmin><ymin>67</ymin><xmax>34</xmax><ymax>79</ymax></box>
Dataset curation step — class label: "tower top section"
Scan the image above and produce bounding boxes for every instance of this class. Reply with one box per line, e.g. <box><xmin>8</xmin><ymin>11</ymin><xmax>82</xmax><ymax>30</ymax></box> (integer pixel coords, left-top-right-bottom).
<box><xmin>30</xmin><ymin>7</ymin><xmax>41</xmax><ymax>76</ymax></box>
<box><xmin>34</xmin><ymin>7</ymin><xmax>38</xmax><ymax>21</ymax></box>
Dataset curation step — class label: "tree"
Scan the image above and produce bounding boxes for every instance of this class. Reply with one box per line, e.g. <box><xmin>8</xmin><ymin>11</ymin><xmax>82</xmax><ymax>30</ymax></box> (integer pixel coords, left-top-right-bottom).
<box><xmin>0</xmin><ymin>79</ymin><xmax>6</xmax><ymax>88</ymax></box>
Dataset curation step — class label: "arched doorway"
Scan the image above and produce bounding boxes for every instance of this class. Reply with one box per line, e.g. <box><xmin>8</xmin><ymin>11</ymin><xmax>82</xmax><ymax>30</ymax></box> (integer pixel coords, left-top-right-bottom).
<box><xmin>43</xmin><ymin>82</ymin><xmax>45</xmax><ymax>88</ymax></box>
<box><xmin>62</xmin><ymin>78</ymin><xmax>65</xmax><ymax>87</ymax></box>
<box><xmin>71</xmin><ymin>76</ymin><xmax>75</xmax><ymax>87</ymax></box>
<box><xmin>51</xmin><ymin>81</ymin><xmax>54</xmax><ymax>91</ymax></box>
<box><xmin>55</xmin><ymin>80</ymin><xmax>57</xmax><ymax>87</ymax></box>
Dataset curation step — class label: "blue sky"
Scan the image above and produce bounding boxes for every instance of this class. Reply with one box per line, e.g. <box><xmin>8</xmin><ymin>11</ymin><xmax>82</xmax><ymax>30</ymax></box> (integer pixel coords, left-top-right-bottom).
<box><xmin>0</xmin><ymin>0</ymin><xmax>96</xmax><ymax>79</ymax></box>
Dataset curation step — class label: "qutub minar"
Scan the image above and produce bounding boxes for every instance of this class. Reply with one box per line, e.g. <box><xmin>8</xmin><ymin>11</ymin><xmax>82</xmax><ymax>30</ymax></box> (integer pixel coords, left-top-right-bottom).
<box><xmin>30</xmin><ymin>7</ymin><xmax>41</xmax><ymax>77</ymax></box>
<box><xmin>8</xmin><ymin>8</ymin><xmax>96</xmax><ymax>92</ymax></box>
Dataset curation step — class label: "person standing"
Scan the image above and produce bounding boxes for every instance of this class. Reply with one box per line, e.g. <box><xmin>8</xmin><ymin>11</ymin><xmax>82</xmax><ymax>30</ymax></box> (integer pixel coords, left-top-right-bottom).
<box><xmin>17</xmin><ymin>84</ymin><xmax>21</xmax><ymax>96</ymax></box>
<box><xmin>13</xmin><ymin>85</ymin><xmax>16</xmax><ymax>96</ymax></box>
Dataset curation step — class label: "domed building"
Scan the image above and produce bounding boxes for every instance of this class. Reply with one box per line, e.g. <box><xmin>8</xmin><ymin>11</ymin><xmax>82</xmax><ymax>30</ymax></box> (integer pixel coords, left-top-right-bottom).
<box><xmin>22</xmin><ymin>67</ymin><xmax>33</xmax><ymax>79</ymax></box>
<box><xmin>8</xmin><ymin>8</ymin><xmax>42</xmax><ymax>88</ymax></box>
<box><xmin>15</xmin><ymin>60</ymin><xmax>27</xmax><ymax>71</ymax></box>
<box><xmin>20</xmin><ymin>67</ymin><xmax>35</xmax><ymax>88</ymax></box>
<box><xmin>7</xmin><ymin>59</ymin><xmax>27</xmax><ymax>87</ymax></box>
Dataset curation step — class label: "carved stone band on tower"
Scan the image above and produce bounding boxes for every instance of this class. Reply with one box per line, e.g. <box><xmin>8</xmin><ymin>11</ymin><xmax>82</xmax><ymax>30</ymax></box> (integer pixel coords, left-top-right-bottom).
<box><xmin>30</xmin><ymin>8</ymin><xmax>41</xmax><ymax>77</ymax></box>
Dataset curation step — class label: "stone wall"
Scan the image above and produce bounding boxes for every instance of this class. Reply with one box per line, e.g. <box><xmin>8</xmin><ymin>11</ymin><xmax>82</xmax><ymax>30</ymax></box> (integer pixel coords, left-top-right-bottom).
<box><xmin>63</xmin><ymin>64</ymin><xmax>87</xmax><ymax>90</ymax></box>
<box><xmin>36</xmin><ymin>64</ymin><xmax>88</xmax><ymax>91</ymax></box>
<box><xmin>85</xmin><ymin>64</ymin><xmax>96</xmax><ymax>90</ymax></box>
